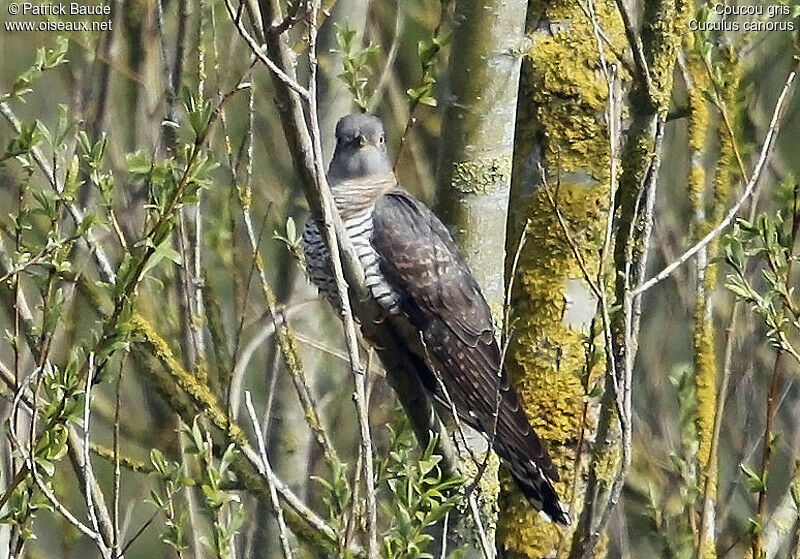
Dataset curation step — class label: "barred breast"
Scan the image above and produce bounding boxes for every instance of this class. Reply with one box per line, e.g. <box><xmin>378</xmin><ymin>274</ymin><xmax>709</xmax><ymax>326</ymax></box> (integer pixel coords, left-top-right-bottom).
<box><xmin>302</xmin><ymin>209</ymin><xmax>400</xmax><ymax>316</ymax></box>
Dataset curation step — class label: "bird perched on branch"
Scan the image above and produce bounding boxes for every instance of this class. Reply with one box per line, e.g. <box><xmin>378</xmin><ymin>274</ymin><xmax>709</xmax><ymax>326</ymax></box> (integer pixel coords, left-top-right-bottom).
<box><xmin>302</xmin><ymin>113</ymin><xmax>570</xmax><ymax>525</ymax></box>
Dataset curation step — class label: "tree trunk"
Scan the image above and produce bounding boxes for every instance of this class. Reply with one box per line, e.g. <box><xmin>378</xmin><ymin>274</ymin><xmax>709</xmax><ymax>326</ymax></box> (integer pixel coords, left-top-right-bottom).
<box><xmin>436</xmin><ymin>0</ymin><xmax>527</xmax><ymax>311</ymax></box>
<box><xmin>499</xmin><ymin>1</ymin><xmax>624</xmax><ymax>556</ymax></box>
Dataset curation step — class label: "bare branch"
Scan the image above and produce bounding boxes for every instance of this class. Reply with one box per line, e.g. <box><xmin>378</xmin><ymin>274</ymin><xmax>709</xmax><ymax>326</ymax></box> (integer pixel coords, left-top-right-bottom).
<box><xmin>634</xmin><ymin>62</ymin><xmax>798</xmax><ymax>297</ymax></box>
<box><xmin>612</xmin><ymin>0</ymin><xmax>654</xmax><ymax>99</ymax></box>
<box><xmin>369</xmin><ymin>0</ymin><xmax>405</xmax><ymax>112</ymax></box>
<box><xmin>221</xmin><ymin>0</ymin><xmax>311</xmax><ymax>100</ymax></box>
<box><xmin>83</xmin><ymin>354</ymin><xmax>102</xmax><ymax>539</ymax></box>
<box><xmin>29</xmin><ymin>463</ymin><xmax>111</xmax><ymax>558</ymax></box>
<box><xmin>245</xmin><ymin>391</ymin><xmax>294</xmax><ymax>559</ymax></box>
<box><xmin>306</xmin><ymin>0</ymin><xmax>377</xmax><ymax>552</ymax></box>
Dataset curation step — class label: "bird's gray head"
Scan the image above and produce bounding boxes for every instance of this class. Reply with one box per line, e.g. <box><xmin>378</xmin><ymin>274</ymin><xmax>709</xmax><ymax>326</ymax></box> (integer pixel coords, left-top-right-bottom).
<box><xmin>328</xmin><ymin>114</ymin><xmax>393</xmax><ymax>182</ymax></box>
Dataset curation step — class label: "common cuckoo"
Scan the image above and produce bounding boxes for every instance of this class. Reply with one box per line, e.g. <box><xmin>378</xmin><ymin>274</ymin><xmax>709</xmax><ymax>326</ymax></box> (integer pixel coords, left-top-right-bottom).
<box><xmin>302</xmin><ymin>113</ymin><xmax>570</xmax><ymax>524</ymax></box>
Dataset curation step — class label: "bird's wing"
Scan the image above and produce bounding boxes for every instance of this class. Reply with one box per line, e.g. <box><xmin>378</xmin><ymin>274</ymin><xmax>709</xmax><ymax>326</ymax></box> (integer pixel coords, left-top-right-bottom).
<box><xmin>370</xmin><ymin>189</ymin><xmax>558</xmax><ymax>482</ymax></box>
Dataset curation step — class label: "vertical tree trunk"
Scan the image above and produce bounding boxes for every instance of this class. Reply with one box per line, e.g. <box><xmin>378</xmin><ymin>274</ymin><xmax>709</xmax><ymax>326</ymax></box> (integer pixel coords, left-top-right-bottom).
<box><xmin>686</xmin><ymin>37</ymin><xmax>717</xmax><ymax>559</ymax></box>
<box><xmin>435</xmin><ymin>0</ymin><xmax>528</xmax><ymax>548</ymax></box>
<box><xmin>436</xmin><ymin>0</ymin><xmax>527</xmax><ymax>311</ymax></box>
<box><xmin>692</xmin><ymin>45</ymin><xmax>740</xmax><ymax>559</ymax></box>
<box><xmin>499</xmin><ymin>2</ymin><xmax>624</xmax><ymax>556</ymax></box>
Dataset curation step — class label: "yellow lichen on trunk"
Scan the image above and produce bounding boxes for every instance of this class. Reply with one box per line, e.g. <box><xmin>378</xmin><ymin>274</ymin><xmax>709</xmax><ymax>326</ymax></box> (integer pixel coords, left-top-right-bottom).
<box><xmin>499</xmin><ymin>1</ymin><xmax>624</xmax><ymax>556</ymax></box>
<box><xmin>689</xmin><ymin>38</ymin><xmax>740</xmax><ymax>559</ymax></box>
<box><xmin>685</xmin><ymin>32</ymin><xmax>718</xmax><ymax>558</ymax></box>
<box><xmin>500</xmin><ymin>188</ymin><xmax>607</xmax><ymax>558</ymax></box>
<box><xmin>686</xmin><ymin>50</ymin><xmax>709</xmax><ymax>212</ymax></box>
<box><xmin>711</xmin><ymin>49</ymin><xmax>740</xmax><ymax>227</ymax></box>
<box><xmin>694</xmin><ymin>308</ymin><xmax>717</xmax><ymax>481</ymax></box>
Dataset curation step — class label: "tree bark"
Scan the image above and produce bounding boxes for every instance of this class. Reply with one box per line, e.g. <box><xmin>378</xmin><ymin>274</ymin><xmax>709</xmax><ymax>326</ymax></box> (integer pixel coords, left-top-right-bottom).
<box><xmin>436</xmin><ymin>0</ymin><xmax>527</xmax><ymax>310</ymax></box>
<box><xmin>499</xmin><ymin>1</ymin><xmax>625</xmax><ymax>556</ymax></box>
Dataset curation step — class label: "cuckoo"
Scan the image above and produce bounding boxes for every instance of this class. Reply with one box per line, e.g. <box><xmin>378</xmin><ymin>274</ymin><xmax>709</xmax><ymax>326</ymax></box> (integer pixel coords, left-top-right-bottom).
<box><xmin>302</xmin><ymin>113</ymin><xmax>570</xmax><ymax>524</ymax></box>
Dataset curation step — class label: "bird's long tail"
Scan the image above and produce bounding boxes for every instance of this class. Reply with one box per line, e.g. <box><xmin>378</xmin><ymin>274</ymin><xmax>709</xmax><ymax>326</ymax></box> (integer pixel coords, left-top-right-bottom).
<box><xmin>494</xmin><ymin>440</ymin><xmax>572</xmax><ymax>525</ymax></box>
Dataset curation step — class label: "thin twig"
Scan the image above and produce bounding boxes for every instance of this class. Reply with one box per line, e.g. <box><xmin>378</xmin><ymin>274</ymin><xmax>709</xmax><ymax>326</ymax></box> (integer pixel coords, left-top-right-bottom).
<box><xmin>83</xmin><ymin>354</ymin><xmax>102</xmax><ymax>541</ymax></box>
<box><xmin>612</xmin><ymin>0</ymin><xmax>654</xmax><ymax>99</ymax></box>
<box><xmin>424</xmin><ymin>356</ymin><xmax>492</xmax><ymax>559</ymax></box>
<box><xmin>119</xmin><ymin>510</ymin><xmax>159</xmax><ymax>556</ymax></box>
<box><xmin>440</xmin><ymin>511</ymin><xmax>450</xmax><ymax>559</ymax></box>
<box><xmin>221</xmin><ymin>0</ymin><xmax>311</xmax><ymax>100</ymax></box>
<box><xmin>112</xmin><ymin>359</ymin><xmax>123</xmax><ymax>557</ymax></box>
<box><xmin>306</xmin><ymin>0</ymin><xmax>377</xmax><ymax>553</ymax></box>
<box><xmin>468</xmin><ymin>493</ymin><xmax>493</xmax><ymax>559</ymax></box>
<box><xmin>219</xmin><ymin>72</ymin><xmax>339</xmax><ymax>467</ymax></box>
<box><xmin>30</xmin><ymin>461</ymin><xmax>111</xmax><ymax>557</ymax></box>
<box><xmin>574</xmin><ymin>0</ymin><xmax>633</xmax><ymax>77</ymax></box>
<box><xmin>369</xmin><ymin>0</ymin><xmax>405</xmax><ymax>112</ymax></box>
<box><xmin>229</xmin><ymin>300</ymin><xmax>315</xmax><ymax>406</ymax></box>
<box><xmin>245</xmin><ymin>391</ymin><xmax>294</xmax><ymax>559</ymax></box>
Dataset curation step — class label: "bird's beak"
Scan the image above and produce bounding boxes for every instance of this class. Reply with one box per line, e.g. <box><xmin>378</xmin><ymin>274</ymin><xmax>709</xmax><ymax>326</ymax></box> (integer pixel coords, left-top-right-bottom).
<box><xmin>356</xmin><ymin>134</ymin><xmax>368</xmax><ymax>149</ymax></box>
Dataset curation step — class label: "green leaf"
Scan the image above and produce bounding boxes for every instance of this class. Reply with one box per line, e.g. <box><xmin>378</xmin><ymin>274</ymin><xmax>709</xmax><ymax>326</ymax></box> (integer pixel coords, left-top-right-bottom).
<box><xmin>126</xmin><ymin>151</ymin><xmax>153</xmax><ymax>175</ymax></box>
<box><xmin>182</xmin><ymin>86</ymin><xmax>213</xmax><ymax>138</ymax></box>
<box><xmin>64</xmin><ymin>155</ymin><xmax>81</xmax><ymax>200</ymax></box>
<box><xmin>741</xmin><ymin>463</ymin><xmax>766</xmax><ymax>493</ymax></box>
<box><xmin>726</xmin><ymin>277</ymin><xmax>753</xmax><ymax>301</ymax></box>
<box><xmin>150</xmin><ymin>448</ymin><xmax>168</xmax><ymax>475</ymax></box>
<box><xmin>44</xmin><ymin>36</ymin><xmax>69</xmax><ymax>68</ymax></box>
<box><xmin>5</xmin><ymin>121</ymin><xmax>43</xmax><ymax>158</ymax></box>
<box><xmin>140</xmin><ymin>238</ymin><xmax>182</xmax><ymax>278</ymax></box>
<box><xmin>76</xmin><ymin>213</ymin><xmax>101</xmax><ymax>237</ymax></box>
<box><xmin>219</xmin><ymin>444</ymin><xmax>237</xmax><ymax>476</ymax></box>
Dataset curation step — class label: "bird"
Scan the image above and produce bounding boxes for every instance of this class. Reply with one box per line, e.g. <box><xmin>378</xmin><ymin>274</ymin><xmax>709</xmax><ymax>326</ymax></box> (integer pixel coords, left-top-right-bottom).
<box><xmin>302</xmin><ymin>113</ymin><xmax>570</xmax><ymax>525</ymax></box>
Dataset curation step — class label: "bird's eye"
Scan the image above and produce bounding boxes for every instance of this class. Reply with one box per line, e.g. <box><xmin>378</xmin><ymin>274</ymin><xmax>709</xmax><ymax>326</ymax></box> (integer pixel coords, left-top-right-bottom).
<box><xmin>379</xmin><ymin>136</ymin><xmax>385</xmax><ymax>144</ymax></box>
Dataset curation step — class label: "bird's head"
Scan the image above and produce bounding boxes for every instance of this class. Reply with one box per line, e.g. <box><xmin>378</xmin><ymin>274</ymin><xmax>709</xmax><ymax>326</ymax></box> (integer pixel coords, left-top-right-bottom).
<box><xmin>328</xmin><ymin>113</ymin><xmax>392</xmax><ymax>182</ymax></box>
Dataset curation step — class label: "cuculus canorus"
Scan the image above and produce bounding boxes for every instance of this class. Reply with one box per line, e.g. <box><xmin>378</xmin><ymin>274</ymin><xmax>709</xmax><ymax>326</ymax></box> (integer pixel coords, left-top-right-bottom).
<box><xmin>302</xmin><ymin>113</ymin><xmax>570</xmax><ymax>525</ymax></box>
